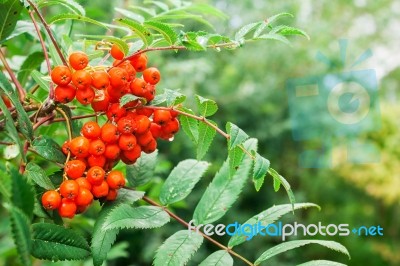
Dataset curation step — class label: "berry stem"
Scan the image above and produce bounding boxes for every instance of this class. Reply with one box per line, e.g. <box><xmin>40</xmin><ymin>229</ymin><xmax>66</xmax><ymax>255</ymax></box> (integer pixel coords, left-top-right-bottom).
<box><xmin>0</xmin><ymin>141</ymin><xmax>13</xmax><ymax>146</ymax></box>
<box><xmin>139</xmin><ymin>194</ymin><xmax>255</xmax><ymax>266</ymax></box>
<box><xmin>26</xmin><ymin>0</ymin><xmax>68</xmax><ymax>66</ymax></box>
<box><xmin>28</xmin><ymin>10</ymin><xmax>55</xmax><ymax>99</ymax></box>
<box><xmin>55</xmin><ymin>107</ymin><xmax>73</xmax><ymax>142</ymax></box>
<box><xmin>0</xmin><ymin>50</ymin><xmax>26</xmax><ymax>102</ymax></box>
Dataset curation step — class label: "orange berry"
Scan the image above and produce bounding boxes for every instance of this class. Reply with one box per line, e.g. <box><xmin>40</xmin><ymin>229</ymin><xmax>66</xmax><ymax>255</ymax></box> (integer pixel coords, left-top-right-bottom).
<box><xmin>51</xmin><ymin>65</ymin><xmax>72</xmax><ymax>86</ymax></box>
<box><xmin>130</xmin><ymin>78</ymin><xmax>146</xmax><ymax>96</ymax></box>
<box><xmin>117</xmin><ymin>116</ymin><xmax>136</xmax><ymax>134</ymax></box>
<box><xmin>64</xmin><ymin>159</ymin><xmax>86</xmax><ymax>179</ymax></box>
<box><xmin>106</xmin><ymin>189</ymin><xmax>118</xmax><ymax>201</ymax></box>
<box><xmin>118</xmin><ymin>134</ymin><xmax>137</xmax><ymax>151</ymax></box>
<box><xmin>110</xmin><ymin>44</ymin><xmax>125</xmax><ymax>60</ymax></box>
<box><xmin>91</xmin><ymin>91</ymin><xmax>110</xmax><ymax>112</ymax></box>
<box><xmin>136</xmin><ymin>108</ymin><xmax>153</xmax><ymax>117</ymax></box>
<box><xmin>162</xmin><ymin>118</ymin><xmax>180</xmax><ymax>134</ymax></box>
<box><xmin>149</xmin><ymin>122</ymin><xmax>162</xmax><ymax>138</ymax></box>
<box><xmin>133</xmin><ymin>115</ymin><xmax>151</xmax><ymax>134</ymax></box>
<box><xmin>89</xmin><ymin>139</ymin><xmax>106</xmax><ymax>156</ymax></box>
<box><xmin>153</xmin><ymin>110</ymin><xmax>172</xmax><ymax>125</ymax></box>
<box><xmin>62</xmin><ymin>140</ymin><xmax>71</xmax><ymax>155</ymax></box>
<box><xmin>121</xmin><ymin>145</ymin><xmax>141</xmax><ymax>164</ymax></box>
<box><xmin>91</xmin><ymin>181</ymin><xmax>109</xmax><ymax>198</ymax></box>
<box><xmin>76</xmin><ymin>87</ymin><xmax>95</xmax><ymax>105</ymax></box>
<box><xmin>75</xmin><ymin>188</ymin><xmax>93</xmax><ymax>206</ymax></box>
<box><xmin>72</xmin><ymin>70</ymin><xmax>92</xmax><ymax>90</ymax></box>
<box><xmin>106</xmin><ymin>103</ymin><xmax>127</xmax><ymax>122</ymax></box>
<box><xmin>143</xmin><ymin>67</ymin><xmax>161</xmax><ymax>85</ymax></box>
<box><xmin>104</xmin><ymin>144</ymin><xmax>120</xmax><ymax>160</ymax></box>
<box><xmin>119</xmin><ymin>60</ymin><xmax>136</xmax><ymax>81</ymax></box>
<box><xmin>76</xmin><ymin>177</ymin><xmax>92</xmax><ymax>191</ymax></box>
<box><xmin>81</xmin><ymin>121</ymin><xmax>101</xmax><ymax>139</ymax></box>
<box><xmin>91</xmin><ymin>71</ymin><xmax>110</xmax><ymax>90</ymax></box>
<box><xmin>106</xmin><ymin>170</ymin><xmax>125</xmax><ymax>189</ymax></box>
<box><xmin>54</xmin><ymin>84</ymin><xmax>76</xmax><ymax>103</ymax></box>
<box><xmin>108</xmin><ymin>67</ymin><xmax>128</xmax><ymax>89</ymax></box>
<box><xmin>60</xmin><ymin>180</ymin><xmax>80</xmax><ymax>200</ymax></box>
<box><xmin>69</xmin><ymin>136</ymin><xmax>90</xmax><ymax>157</ymax></box>
<box><xmin>69</xmin><ymin>51</ymin><xmax>89</xmax><ymax>70</ymax></box>
<box><xmin>86</xmin><ymin>166</ymin><xmax>105</xmax><ymax>185</ymax></box>
<box><xmin>142</xmin><ymin>138</ymin><xmax>157</xmax><ymax>153</ymax></box>
<box><xmin>87</xmin><ymin>154</ymin><xmax>106</xmax><ymax>168</ymax></box>
<box><xmin>58</xmin><ymin>198</ymin><xmax>77</xmax><ymax>218</ymax></box>
<box><xmin>101</xmin><ymin>123</ymin><xmax>120</xmax><ymax>143</ymax></box>
<box><xmin>130</xmin><ymin>53</ymin><xmax>147</xmax><ymax>72</ymax></box>
<box><xmin>142</xmin><ymin>84</ymin><xmax>155</xmax><ymax>102</ymax></box>
<box><xmin>41</xmin><ymin>190</ymin><xmax>61</xmax><ymax>210</ymax></box>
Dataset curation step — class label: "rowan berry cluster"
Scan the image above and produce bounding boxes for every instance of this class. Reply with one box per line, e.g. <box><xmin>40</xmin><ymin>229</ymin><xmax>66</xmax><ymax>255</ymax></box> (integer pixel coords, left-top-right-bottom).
<box><xmin>41</xmin><ymin>44</ymin><xmax>180</xmax><ymax>218</ymax></box>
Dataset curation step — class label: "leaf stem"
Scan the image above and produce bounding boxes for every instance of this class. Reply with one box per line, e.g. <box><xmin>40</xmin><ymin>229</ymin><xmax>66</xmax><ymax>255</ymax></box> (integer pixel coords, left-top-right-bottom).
<box><xmin>141</xmin><ymin>195</ymin><xmax>255</xmax><ymax>266</ymax></box>
<box><xmin>0</xmin><ymin>50</ymin><xmax>26</xmax><ymax>102</ymax></box>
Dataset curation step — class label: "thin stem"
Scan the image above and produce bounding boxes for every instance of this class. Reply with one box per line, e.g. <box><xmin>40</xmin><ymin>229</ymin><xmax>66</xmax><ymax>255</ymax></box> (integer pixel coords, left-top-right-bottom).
<box><xmin>27</xmin><ymin>0</ymin><xmax>68</xmax><ymax>66</ymax></box>
<box><xmin>29</xmin><ymin>10</ymin><xmax>54</xmax><ymax>99</ymax></box>
<box><xmin>33</xmin><ymin>114</ymin><xmax>54</xmax><ymax>131</ymax></box>
<box><xmin>140</xmin><ymin>195</ymin><xmax>254</xmax><ymax>266</ymax></box>
<box><xmin>50</xmin><ymin>113</ymin><xmax>99</xmax><ymax>123</ymax></box>
<box><xmin>55</xmin><ymin>107</ymin><xmax>72</xmax><ymax>141</ymax></box>
<box><xmin>0</xmin><ymin>50</ymin><xmax>26</xmax><ymax>102</ymax></box>
<box><xmin>0</xmin><ymin>141</ymin><xmax>14</xmax><ymax>145</ymax></box>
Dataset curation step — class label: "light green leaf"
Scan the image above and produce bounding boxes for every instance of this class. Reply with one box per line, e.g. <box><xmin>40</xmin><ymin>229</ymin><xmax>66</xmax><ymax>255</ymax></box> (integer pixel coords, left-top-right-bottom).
<box><xmin>126</xmin><ymin>150</ymin><xmax>158</xmax><ymax>186</ymax></box>
<box><xmin>253</xmin><ymin>153</ymin><xmax>270</xmax><ymax>180</ymax></box>
<box><xmin>152</xmin><ymin>11</ymin><xmax>214</xmax><ymax>29</ymax></box>
<box><xmin>268</xmin><ymin>168</ymin><xmax>295</xmax><ymax>207</ymax></box>
<box><xmin>297</xmin><ymin>260</ymin><xmax>348</xmax><ymax>266</ymax></box>
<box><xmin>119</xmin><ymin>94</ymin><xmax>146</xmax><ymax>107</ymax></box>
<box><xmin>154</xmin><ymin>230</ymin><xmax>203</xmax><ymax>266</ymax></box>
<box><xmin>37</xmin><ymin>0</ymin><xmax>85</xmax><ymax>16</ymax></box>
<box><xmin>31</xmin><ymin>70</ymin><xmax>50</xmax><ymax>91</ymax></box>
<box><xmin>199</xmin><ymin>251</ymin><xmax>233</xmax><ymax>266</ymax></box>
<box><xmin>102</xmin><ymin>205</ymin><xmax>169</xmax><ymax>231</ymax></box>
<box><xmin>48</xmin><ymin>14</ymin><xmax>108</xmax><ymax>29</ymax></box>
<box><xmin>31</xmin><ymin>223</ymin><xmax>91</xmax><ymax>261</ymax></box>
<box><xmin>49</xmin><ymin>42</ymin><xmax>63</xmax><ymax>66</ymax></box>
<box><xmin>115</xmin><ymin>18</ymin><xmax>153</xmax><ymax>47</ymax></box>
<box><xmin>75</xmin><ymin>34</ymin><xmax>130</xmax><ymax>55</ymax></box>
<box><xmin>270</xmin><ymin>25</ymin><xmax>310</xmax><ymax>40</ymax></box>
<box><xmin>193</xmin><ymin>139</ymin><xmax>257</xmax><ymax>224</ymax></box>
<box><xmin>228</xmin><ymin>146</ymin><xmax>245</xmax><ymax>177</ymax></box>
<box><xmin>17</xmin><ymin>52</ymin><xmax>44</xmax><ymax>87</ymax></box>
<box><xmin>228</xmin><ymin>203</ymin><xmax>320</xmax><ymax>248</ymax></box>
<box><xmin>267</xmin><ymin>12</ymin><xmax>294</xmax><ymax>25</ymax></box>
<box><xmin>11</xmin><ymin>167</ymin><xmax>35</xmax><ymax>219</ymax></box>
<box><xmin>273</xmin><ymin>175</ymin><xmax>281</xmax><ymax>192</ymax></box>
<box><xmin>196</xmin><ymin>121</ymin><xmax>216</xmax><ymax>160</ymax></box>
<box><xmin>160</xmin><ymin>159</ymin><xmax>209</xmax><ymax>205</ymax></box>
<box><xmin>32</xmin><ymin>136</ymin><xmax>66</xmax><ymax>164</ymax></box>
<box><xmin>235</xmin><ymin>21</ymin><xmax>261</xmax><ymax>42</ymax></box>
<box><xmin>8</xmin><ymin>206</ymin><xmax>32</xmax><ymax>266</ymax></box>
<box><xmin>178</xmin><ymin>107</ymin><xmax>199</xmax><ymax>145</ymax></box>
<box><xmin>195</xmin><ymin>95</ymin><xmax>218</xmax><ymax>117</ymax></box>
<box><xmin>226</xmin><ymin>122</ymin><xmax>249</xmax><ymax>150</ymax></box>
<box><xmin>115</xmin><ymin>7</ymin><xmax>145</xmax><ymax>23</ymax></box>
<box><xmin>2</xmin><ymin>20</ymin><xmax>36</xmax><ymax>43</ymax></box>
<box><xmin>24</xmin><ymin>162</ymin><xmax>55</xmax><ymax>190</ymax></box>
<box><xmin>255</xmin><ymin>240</ymin><xmax>350</xmax><ymax>265</ymax></box>
<box><xmin>145</xmin><ymin>0</ymin><xmax>169</xmax><ymax>11</ymax></box>
<box><xmin>184</xmin><ymin>3</ymin><xmax>228</xmax><ymax>20</ymax></box>
<box><xmin>254</xmin><ymin>33</ymin><xmax>291</xmax><ymax>45</ymax></box>
<box><xmin>254</xmin><ymin>176</ymin><xmax>265</xmax><ymax>191</ymax></box>
<box><xmin>144</xmin><ymin>20</ymin><xmax>177</xmax><ymax>45</ymax></box>
<box><xmin>0</xmin><ymin>0</ymin><xmax>24</xmax><ymax>43</ymax></box>
<box><xmin>161</xmin><ymin>88</ymin><xmax>186</xmax><ymax>106</ymax></box>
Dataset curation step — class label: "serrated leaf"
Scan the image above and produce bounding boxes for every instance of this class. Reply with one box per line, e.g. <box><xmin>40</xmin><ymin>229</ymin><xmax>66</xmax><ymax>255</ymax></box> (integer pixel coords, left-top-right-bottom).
<box><xmin>268</xmin><ymin>168</ymin><xmax>295</xmax><ymax>207</ymax></box>
<box><xmin>48</xmin><ymin>14</ymin><xmax>108</xmax><ymax>29</ymax></box>
<box><xmin>31</xmin><ymin>223</ymin><xmax>90</xmax><ymax>261</ymax></box>
<box><xmin>254</xmin><ymin>176</ymin><xmax>265</xmax><ymax>191</ymax></box>
<box><xmin>153</xmin><ymin>11</ymin><xmax>214</xmax><ymax>29</ymax></box>
<box><xmin>0</xmin><ymin>0</ymin><xmax>24</xmax><ymax>43</ymax></box>
<box><xmin>154</xmin><ymin>230</ymin><xmax>203</xmax><ymax>266</ymax></box>
<box><xmin>193</xmin><ymin>139</ymin><xmax>257</xmax><ymax>224</ymax></box>
<box><xmin>0</xmin><ymin>96</ymin><xmax>25</xmax><ymax>162</ymax></box>
<box><xmin>102</xmin><ymin>205</ymin><xmax>169</xmax><ymax>231</ymax></box>
<box><xmin>253</xmin><ymin>153</ymin><xmax>270</xmax><ymax>180</ymax></box>
<box><xmin>254</xmin><ymin>33</ymin><xmax>291</xmax><ymax>45</ymax></box>
<box><xmin>199</xmin><ymin>250</ymin><xmax>233</xmax><ymax>266</ymax></box>
<box><xmin>226</xmin><ymin>122</ymin><xmax>248</xmax><ymax>150</ymax></box>
<box><xmin>0</xmin><ymin>71</ymin><xmax>34</xmax><ymax>141</ymax></box>
<box><xmin>17</xmin><ymin>52</ymin><xmax>44</xmax><ymax>87</ymax></box>
<box><xmin>255</xmin><ymin>240</ymin><xmax>350</xmax><ymax>265</ymax></box>
<box><xmin>115</xmin><ymin>18</ymin><xmax>153</xmax><ymax>47</ymax></box>
<box><xmin>228</xmin><ymin>203</ymin><xmax>320</xmax><ymax>248</ymax></box>
<box><xmin>115</xmin><ymin>7</ymin><xmax>144</xmax><ymax>23</ymax></box>
<box><xmin>195</xmin><ymin>95</ymin><xmax>218</xmax><ymax>117</ymax></box>
<box><xmin>179</xmin><ymin>107</ymin><xmax>199</xmax><ymax>145</ymax></box>
<box><xmin>2</xmin><ymin>20</ymin><xmax>36</xmax><ymax>43</ymax></box>
<box><xmin>11</xmin><ymin>167</ymin><xmax>34</xmax><ymax>219</ymax></box>
<box><xmin>273</xmin><ymin>175</ymin><xmax>281</xmax><ymax>192</ymax></box>
<box><xmin>37</xmin><ymin>0</ymin><xmax>85</xmax><ymax>16</ymax></box>
<box><xmin>8</xmin><ymin>206</ymin><xmax>31</xmax><ymax>266</ymax></box>
<box><xmin>235</xmin><ymin>22</ymin><xmax>261</xmax><ymax>42</ymax></box>
<box><xmin>160</xmin><ymin>159</ymin><xmax>209</xmax><ymax>205</ymax></box>
<box><xmin>163</xmin><ymin>88</ymin><xmax>186</xmax><ymax>106</ymax></box>
<box><xmin>76</xmin><ymin>34</ymin><xmax>130</xmax><ymax>55</ymax></box>
<box><xmin>196</xmin><ymin>121</ymin><xmax>216</xmax><ymax>160</ymax></box>
<box><xmin>144</xmin><ymin>20</ymin><xmax>177</xmax><ymax>45</ymax></box>
<box><xmin>24</xmin><ymin>162</ymin><xmax>55</xmax><ymax>190</ymax></box>
<box><xmin>228</xmin><ymin>146</ymin><xmax>245</xmax><ymax>177</ymax></box>
<box><xmin>267</xmin><ymin>12</ymin><xmax>294</xmax><ymax>25</ymax></box>
<box><xmin>297</xmin><ymin>260</ymin><xmax>348</xmax><ymax>266</ymax></box>
<box><xmin>32</xmin><ymin>136</ymin><xmax>66</xmax><ymax>164</ymax></box>
<box><xmin>270</xmin><ymin>25</ymin><xmax>310</xmax><ymax>40</ymax></box>
<box><xmin>119</xmin><ymin>94</ymin><xmax>145</xmax><ymax>107</ymax></box>
<box><xmin>126</xmin><ymin>150</ymin><xmax>158</xmax><ymax>186</ymax></box>
<box><xmin>31</xmin><ymin>70</ymin><xmax>50</xmax><ymax>91</ymax></box>
<box><xmin>179</xmin><ymin>31</ymin><xmax>207</xmax><ymax>51</ymax></box>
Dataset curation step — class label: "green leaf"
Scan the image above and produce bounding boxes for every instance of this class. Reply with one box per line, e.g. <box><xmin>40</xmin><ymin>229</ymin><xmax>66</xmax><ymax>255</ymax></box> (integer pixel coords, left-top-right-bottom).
<box><xmin>254</xmin><ymin>33</ymin><xmax>291</xmax><ymax>45</ymax></box>
<box><xmin>273</xmin><ymin>175</ymin><xmax>281</xmax><ymax>192</ymax></box>
<box><xmin>228</xmin><ymin>146</ymin><xmax>245</xmax><ymax>177</ymax></box>
<box><xmin>154</xmin><ymin>230</ymin><xmax>203</xmax><ymax>266</ymax></box>
<box><xmin>193</xmin><ymin>139</ymin><xmax>257</xmax><ymax>224</ymax></box>
<box><xmin>102</xmin><ymin>205</ymin><xmax>169</xmax><ymax>231</ymax></box>
<box><xmin>145</xmin><ymin>0</ymin><xmax>169</xmax><ymax>11</ymax></box>
<box><xmin>235</xmin><ymin>22</ymin><xmax>261</xmax><ymax>42</ymax></box>
<box><xmin>49</xmin><ymin>43</ymin><xmax>63</xmax><ymax>66</ymax></box>
<box><xmin>268</xmin><ymin>168</ymin><xmax>295</xmax><ymax>207</ymax></box>
<box><xmin>226</xmin><ymin>122</ymin><xmax>249</xmax><ymax>150</ymax></box>
<box><xmin>178</xmin><ymin>107</ymin><xmax>199</xmax><ymax>145</ymax></box>
<box><xmin>48</xmin><ymin>14</ymin><xmax>108</xmax><ymax>29</ymax></box>
<box><xmin>24</xmin><ymin>162</ymin><xmax>55</xmax><ymax>190</ymax></box>
<box><xmin>2</xmin><ymin>20</ymin><xmax>36</xmax><ymax>43</ymax></box>
<box><xmin>253</xmin><ymin>153</ymin><xmax>270</xmax><ymax>180</ymax></box>
<box><xmin>8</xmin><ymin>206</ymin><xmax>32</xmax><ymax>266</ymax></box>
<box><xmin>254</xmin><ymin>176</ymin><xmax>265</xmax><ymax>191</ymax></box>
<box><xmin>270</xmin><ymin>25</ymin><xmax>310</xmax><ymax>40</ymax></box>
<box><xmin>31</xmin><ymin>223</ymin><xmax>90</xmax><ymax>261</ymax></box>
<box><xmin>126</xmin><ymin>150</ymin><xmax>158</xmax><ymax>186</ymax></box>
<box><xmin>0</xmin><ymin>71</ymin><xmax>34</xmax><ymax>141</ymax></box>
<box><xmin>32</xmin><ymin>136</ymin><xmax>66</xmax><ymax>164</ymax></box>
<box><xmin>11</xmin><ymin>167</ymin><xmax>35</xmax><ymax>219</ymax></box>
<box><xmin>196</xmin><ymin>121</ymin><xmax>216</xmax><ymax>160</ymax></box>
<box><xmin>0</xmin><ymin>0</ymin><xmax>24</xmax><ymax>43</ymax></box>
<box><xmin>17</xmin><ymin>52</ymin><xmax>44</xmax><ymax>87</ymax></box>
<box><xmin>179</xmin><ymin>31</ymin><xmax>207</xmax><ymax>51</ymax></box>
<box><xmin>0</xmin><ymin>96</ymin><xmax>25</xmax><ymax>162</ymax></box>
<box><xmin>31</xmin><ymin>70</ymin><xmax>50</xmax><ymax>91</ymax></box>
<box><xmin>115</xmin><ymin>7</ymin><xmax>145</xmax><ymax>23</ymax></box>
<box><xmin>160</xmin><ymin>159</ymin><xmax>209</xmax><ymax>205</ymax></box>
<box><xmin>195</xmin><ymin>95</ymin><xmax>218</xmax><ymax>117</ymax></box>
<box><xmin>37</xmin><ymin>0</ymin><xmax>85</xmax><ymax>16</ymax></box>
<box><xmin>119</xmin><ymin>94</ymin><xmax>146</xmax><ymax>107</ymax></box>
<box><xmin>144</xmin><ymin>20</ymin><xmax>177</xmax><ymax>45</ymax></box>
<box><xmin>161</xmin><ymin>88</ymin><xmax>186</xmax><ymax>106</ymax></box>
<box><xmin>152</xmin><ymin>11</ymin><xmax>214</xmax><ymax>29</ymax></box>
<box><xmin>297</xmin><ymin>260</ymin><xmax>348</xmax><ymax>266</ymax></box>
<box><xmin>75</xmin><ymin>34</ymin><xmax>130</xmax><ymax>56</ymax></box>
<box><xmin>115</xmin><ymin>18</ymin><xmax>153</xmax><ymax>47</ymax></box>
<box><xmin>184</xmin><ymin>3</ymin><xmax>228</xmax><ymax>20</ymax></box>
<box><xmin>228</xmin><ymin>203</ymin><xmax>320</xmax><ymax>248</ymax></box>
<box><xmin>267</xmin><ymin>12</ymin><xmax>294</xmax><ymax>25</ymax></box>
<box><xmin>254</xmin><ymin>240</ymin><xmax>350</xmax><ymax>265</ymax></box>
<box><xmin>199</xmin><ymin>251</ymin><xmax>233</xmax><ymax>266</ymax></box>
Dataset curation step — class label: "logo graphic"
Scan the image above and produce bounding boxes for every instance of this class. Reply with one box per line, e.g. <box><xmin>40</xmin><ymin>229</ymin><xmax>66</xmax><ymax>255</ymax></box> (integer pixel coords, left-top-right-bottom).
<box><xmin>286</xmin><ymin>39</ymin><xmax>381</xmax><ymax>168</ymax></box>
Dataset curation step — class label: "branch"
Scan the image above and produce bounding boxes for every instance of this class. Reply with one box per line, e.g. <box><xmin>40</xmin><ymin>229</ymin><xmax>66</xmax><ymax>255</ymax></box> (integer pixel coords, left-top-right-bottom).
<box><xmin>140</xmin><ymin>195</ymin><xmax>254</xmax><ymax>266</ymax></box>
<box><xmin>0</xmin><ymin>50</ymin><xmax>26</xmax><ymax>102</ymax></box>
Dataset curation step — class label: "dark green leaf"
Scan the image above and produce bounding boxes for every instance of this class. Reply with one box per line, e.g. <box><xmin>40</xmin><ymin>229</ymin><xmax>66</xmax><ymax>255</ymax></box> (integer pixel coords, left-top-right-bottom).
<box><xmin>268</xmin><ymin>168</ymin><xmax>295</xmax><ymax>207</ymax></box>
<box><xmin>0</xmin><ymin>0</ymin><xmax>24</xmax><ymax>43</ymax></box>
<box><xmin>196</xmin><ymin>120</ymin><xmax>216</xmax><ymax>160</ymax></box>
<box><xmin>102</xmin><ymin>205</ymin><xmax>169</xmax><ymax>231</ymax></box>
<box><xmin>255</xmin><ymin>240</ymin><xmax>350</xmax><ymax>265</ymax></box>
<box><xmin>126</xmin><ymin>150</ymin><xmax>158</xmax><ymax>186</ymax></box>
<box><xmin>178</xmin><ymin>107</ymin><xmax>199</xmax><ymax>145</ymax></box>
<box><xmin>8</xmin><ymin>206</ymin><xmax>31</xmax><ymax>266</ymax></box>
<box><xmin>195</xmin><ymin>95</ymin><xmax>218</xmax><ymax>117</ymax></box>
<box><xmin>297</xmin><ymin>260</ymin><xmax>348</xmax><ymax>266</ymax></box>
<box><xmin>31</xmin><ymin>223</ymin><xmax>90</xmax><ymax>261</ymax></box>
<box><xmin>48</xmin><ymin>14</ymin><xmax>108</xmax><ymax>29</ymax></box>
<box><xmin>11</xmin><ymin>167</ymin><xmax>35</xmax><ymax>219</ymax></box>
<box><xmin>32</xmin><ymin>136</ymin><xmax>66</xmax><ymax>164</ymax></box>
<box><xmin>154</xmin><ymin>230</ymin><xmax>203</xmax><ymax>266</ymax></box>
<box><xmin>228</xmin><ymin>146</ymin><xmax>245</xmax><ymax>177</ymax></box>
<box><xmin>199</xmin><ymin>251</ymin><xmax>233</xmax><ymax>266</ymax></box>
<box><xmin>226</xmin><ymin>122</ymin><xmax>248</xmax><ymax>150</ymax></box>
<box><xmin>144</xmin><ymin>20</ymin><xmax>177</xmax><ymax>45</ymax></box>
<box><xmin>115</xmin><ymin>18</ymin><xmax>153</xmax><ymax>47</ymax></box>
<box><xmin>17</xmin><ymin>52</ymin><xmax>44</xmax><ymax>87</ymax></box>
<box><xmin>24</xmin><ymin>162</ymin><xmax>55</xmax><ymax>190</ymax></box>
<box><xmin>193</xmin><ymin>139</ymin><xmax>257</xmax><ymax>224</ymax></box>
<box><xmin>228</xmin><ymin>203</ymin><xmax>320</xmax><ymax>248</ymax></box>
<box><xmin>253</xmin><ymin>153</ymin><xmax>270</xmax><ymax>180</ymax></box>
<box><xmin>160</xmin><ymin>159</ymin><xmax>209</xmax><ymax>205</ymax></box>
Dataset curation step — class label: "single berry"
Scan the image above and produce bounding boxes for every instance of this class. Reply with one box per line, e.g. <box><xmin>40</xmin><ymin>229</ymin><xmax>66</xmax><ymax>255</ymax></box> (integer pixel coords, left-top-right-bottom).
<box><xmin>87</xmin><ymin>154</ymin><xmax>106</xmax><ymax>168</ymax></box>
<box><xmin>130</xmin><ymin>53</ymin><xmax>147</xmax><ymax>72</ymax></box>
<box><xmin>91</xmin><ymin>181</ymin><xmax>109</xmax><ymax>198</ymax></box>
<box><xmin>133</xmin><ymin>115</ymin><xmax>151</xmax><ymax>134</ymax></box>
<box><xmin>143</xmin><ymin>67</ymin><xmax>161</xmax><ymax>85</ymax></box>
<box><xmin>101</xmin><ymin>123</ymin><xmax>120</xmax><ymax>143</ymax></box>
<box><xmin>106</xmin><ymin>189</ymin><xmax>118</xmax><ymax>201</ymax></box>
<box><xmin>118</xmin><ymin>134</ymin><xmax>137</xmax><ymax>151</ymax></box>
<box><xmin>72</xmin><ymin>70</ymin><xmax>92</xmax><ymax>90</ymax></box>
<box><xmin>54</xmin><ymin>84</ymin><xmax>76</xmax><ymax>103</ymax></box>
<box><xmin>69</xmin><ymin>136</ymin><xmax>90</xmax><ymax>157</ymax></box>
<box><xmin>60</xmin><ymin>180</ymin><xmax>80</xmax><ymax>200</ymax></box>
<box><xmin>81</xmin><ymin>121</ymin><xmax>101</xmax><ymax>139</ymax></box>
<box><xmin>51</xmin><ymin>65</ymin><xmax>72</xmax><ymax>86</ymax></box>
<box><xmin>162</xmin><ymin>118</ymin><xmax>180</xmax><ymax>134</ymax></box>
<box><xmin>69</xmin><ymin>51</ymin><xmax>89</xmax><ymax>70</ymax></box>
<box><xmin>153</xmin><ymin>110</ymin><xmax>172</xmax><ymax>125</ymax></box>
<box><xmin>104</xmin><ymin>144</ymin><xmax>120</xmax><ymax>160</ymax></box>
<box><xmin>106</xmin><ymin>103</ymin><xmax>127</xmax><ymax>122</ymax></box>
<box><xmin>41</xmin><ymin>190</ymin><xmax>61</xmax><ymax>210</ymax></box>
<box><xmin>64</xmin><ymin>159</ymin><xmax>86</xmax><ymax>179</ymax></box>
<box><xmin>75</xmin><ymin>188</ymin><xmax>93</xmax><ymax>206</ymax></box>
<box><xmin>76</xmin><ymin>177</ymin><xmax>92</xmax><ymax>191</ymax></box>
<box><xmin>130</xmin><ymin>78</ymin><xmax>146</xmax><ymax>96</ymax></box>
<box><xmin>91</xmin><ymin>71</ymin><xmax>110</xmax><ymax>90</ymax></box>
<box><xmin>86</xmin><ymin>166</ymin><xmax>105</xmax><ymax>185</ymax></box>
<box><xmin>76</xmin><ymin>87</ymin><xmax>95</xmax><ymax>105</ymax></box>
<box><xmin>106</xmin><ymin>170</ymin><xmax>125</xmax><ymax>189</ymax></box>
<box><xmin>58</xmin><ymin>198</ymin><xmax>77</xmax><ymax>218</ymax></box>
<box><xmin>110</xmin><ymin>44</ymin><xmax>125</xmax><ymax>60</ymax></box>
<box><xmin>108</xmin><ymin>67</ymin><xmax>129</xmax><ymax>89</ymax></box>
<box><xmin>89</xmin><ymin>139</ymin><xmax>106</xmax><ymax>155</ymax></box>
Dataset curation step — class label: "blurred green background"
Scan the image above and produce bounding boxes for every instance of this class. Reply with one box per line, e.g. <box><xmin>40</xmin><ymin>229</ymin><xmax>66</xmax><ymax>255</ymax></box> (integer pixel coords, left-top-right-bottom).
<box><xmin>1</xmin><ymin>0</ymin><xmax>399</xmax><ymax>265</ymax></box>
